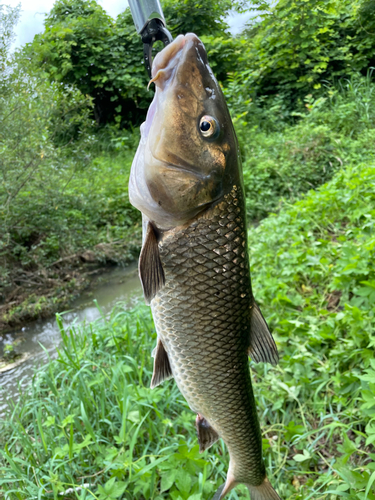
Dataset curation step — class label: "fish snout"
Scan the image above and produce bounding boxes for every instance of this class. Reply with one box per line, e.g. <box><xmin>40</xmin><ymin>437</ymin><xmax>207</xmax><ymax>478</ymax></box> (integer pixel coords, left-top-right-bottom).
<box><xmin>149</xmin><ymin>33</ymin><xmax>206</xmax><ymax>90</ymax></box>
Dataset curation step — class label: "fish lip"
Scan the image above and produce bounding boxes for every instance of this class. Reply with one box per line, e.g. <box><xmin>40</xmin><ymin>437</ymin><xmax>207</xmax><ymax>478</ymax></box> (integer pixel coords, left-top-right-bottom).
<box><xmin>151</xmin><ymin>33</ymin><xmax>203</xmax><ymax>88</ymax></box>
<box><xmin>151</xmin><ymin>34</ymin><xmax>186</xmax><ymax>79</ymax></box>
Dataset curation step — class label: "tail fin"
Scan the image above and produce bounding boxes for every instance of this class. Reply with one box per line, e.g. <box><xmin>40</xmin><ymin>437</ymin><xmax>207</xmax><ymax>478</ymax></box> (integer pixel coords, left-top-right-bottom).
<box><xmin>212</xmin><ymin>476</ymin><xmax>281</xmax><ymax>500</ymax></box>
<box><xmin>247</xmin><ymin>478</ymin><xmax>281</xmax><ymax>500</ymax></box>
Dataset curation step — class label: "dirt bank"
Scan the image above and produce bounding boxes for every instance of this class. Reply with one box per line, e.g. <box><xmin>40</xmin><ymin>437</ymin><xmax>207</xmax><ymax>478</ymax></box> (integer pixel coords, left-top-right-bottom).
<box><xmin>0</xmin><ymin>236</ymin><xmax>141</xmax><ymax>334</ymax></box>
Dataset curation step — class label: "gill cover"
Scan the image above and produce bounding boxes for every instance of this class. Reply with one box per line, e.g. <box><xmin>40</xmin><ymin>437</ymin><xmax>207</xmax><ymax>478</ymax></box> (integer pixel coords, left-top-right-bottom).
<box><xmin>129</xmin><ymin>33</ymin><xmax>241</xmax><ymax>230</ymax></box>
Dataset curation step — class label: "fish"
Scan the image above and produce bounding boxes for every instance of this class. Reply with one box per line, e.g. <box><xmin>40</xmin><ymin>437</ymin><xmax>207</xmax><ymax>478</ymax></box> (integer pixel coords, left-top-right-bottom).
<box><xmin>129</xmin><ymin>33</ymin><xmax>281</xmax><ymax>500</ymax></box>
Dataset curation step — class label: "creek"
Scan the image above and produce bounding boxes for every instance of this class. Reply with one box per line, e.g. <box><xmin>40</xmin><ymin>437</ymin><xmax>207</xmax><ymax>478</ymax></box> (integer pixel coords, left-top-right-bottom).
<box><xmin>0</xmin><ymin>264</ymin><xmax>142</xmax><ymax>416</ymax></box>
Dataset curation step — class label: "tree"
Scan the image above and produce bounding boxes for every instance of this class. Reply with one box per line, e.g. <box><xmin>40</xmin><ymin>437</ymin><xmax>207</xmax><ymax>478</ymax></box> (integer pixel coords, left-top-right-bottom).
<box><xmin>163</xmin><ymin>0</ymin><xmax>232</xmax><ymax>37</ymax></box>
<box><xmin>236</xmin><ymin>0</ymin><xmax>375</xmax><ymax>108</ymax></box>
<box><xmin>30</xmin><ymin>0</ymin><xmax>244</xmax><ymax>126</ymax></box>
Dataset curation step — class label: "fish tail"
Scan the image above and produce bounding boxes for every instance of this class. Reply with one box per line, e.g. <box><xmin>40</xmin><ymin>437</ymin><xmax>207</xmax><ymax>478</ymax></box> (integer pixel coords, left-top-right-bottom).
<box><xmin>211</xmin><ymin>475</ymin><xmax>281</xmax><ymax>500</ymax></box>
<box><xmin>246</xmin><ymin>477</ymin><xmax>281</xmax><ymax>500</ymax></box>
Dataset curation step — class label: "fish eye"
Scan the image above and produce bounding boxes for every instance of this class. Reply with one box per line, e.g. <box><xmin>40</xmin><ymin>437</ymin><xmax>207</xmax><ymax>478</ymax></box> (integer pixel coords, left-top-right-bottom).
<box><xmin>199</xmin><ymin>115</ymin><xmax>219</xmax><ymax>138</ymax></box>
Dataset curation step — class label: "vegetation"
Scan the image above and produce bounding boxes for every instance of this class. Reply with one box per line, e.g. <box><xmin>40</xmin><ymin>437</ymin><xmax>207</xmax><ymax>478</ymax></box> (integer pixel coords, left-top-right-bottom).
<box><xmin>31</xmin><ymin>0</ymin><xmax>241</xmax><ymax>126</ymax></box>
<box><xmin>237</xmin><ymin>0</ymin><xmax>375</xmax><ymax>110</ymax></box>
<box><xmin>0</xmin><ymin>56</ymin><xmax>141</xmax><ymax>327</ymax></box>
<box><xmin>3</xmin><ymin>0</ymin><xmax>375</xmax><ymax>328</ymax></box>
<box><xmin>229</xmin><ymin>72</ymin><xmax>375</xmax><ymax>220</ymax></box>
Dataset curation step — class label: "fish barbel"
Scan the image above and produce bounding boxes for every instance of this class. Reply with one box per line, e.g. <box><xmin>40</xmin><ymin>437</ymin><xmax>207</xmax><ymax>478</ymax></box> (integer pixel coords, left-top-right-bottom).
<box><xmin>129</xmin><ymin>33</ymin><xmax>280</xmax><ymax>500</ymax></box>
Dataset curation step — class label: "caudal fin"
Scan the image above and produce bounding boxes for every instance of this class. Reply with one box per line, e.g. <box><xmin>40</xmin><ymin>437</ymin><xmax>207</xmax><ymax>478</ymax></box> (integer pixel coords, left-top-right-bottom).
<box><xmin>247</xmin><ymin>477</ymin><xmax>281</xmax><ymax>500</ymax></box>
<box><xmin>211</xmin><ymin>476</ymin><xmax>281</xmax><ymax>500</ymax></box>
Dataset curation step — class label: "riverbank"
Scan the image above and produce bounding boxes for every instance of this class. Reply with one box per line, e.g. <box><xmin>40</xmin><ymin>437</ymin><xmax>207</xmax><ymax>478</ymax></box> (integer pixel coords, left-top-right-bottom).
<box><xmin>1</xmin><ymin>145</ymin><xmax>142</xmax><ymax>333</ymax></box>
<box><xmin>0</xmin><ymin>264</ymin><xmax>142</xmax><ymax>414</ymax></box>
<box><xmin>0</xmin><ymin>231</ymin><xmax>141</xmax><ymax>333</ymax></box>
<box><xmin>0</xmin><ymin>108</ymin><xmax>352</xmax><ymax>332</ymax></box>
<box><xmin>1</xmin><ymin>162</ymin><xmax>374</xmax><ymax>499</ymax></box>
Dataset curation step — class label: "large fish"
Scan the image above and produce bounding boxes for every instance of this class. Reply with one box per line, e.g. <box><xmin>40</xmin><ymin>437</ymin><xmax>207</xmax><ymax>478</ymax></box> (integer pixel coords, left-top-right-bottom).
<box><xmin>129</xmin><ymin>33</ymin><xmax>280</xmax><ymax>500</ymax></box>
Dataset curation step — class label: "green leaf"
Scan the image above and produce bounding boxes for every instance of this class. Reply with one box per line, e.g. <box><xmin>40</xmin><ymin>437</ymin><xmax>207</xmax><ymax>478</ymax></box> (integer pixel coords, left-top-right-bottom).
<box><xmin>175</xmin><ymin>470</ymin><xmax>192</xmax><ymax>495</ymax></box>
<box><xmin>161</xmin><ymin>470</ymin><xmax>178</xmax><ymax>493</ymax></box>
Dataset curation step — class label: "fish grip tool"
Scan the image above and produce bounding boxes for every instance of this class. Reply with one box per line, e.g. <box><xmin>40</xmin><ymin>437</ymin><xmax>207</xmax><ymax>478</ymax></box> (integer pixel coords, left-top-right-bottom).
<box><xmin>128</xmin><ymin>0</ymin><xmax>173</xmax><ymax>78</ymax></box>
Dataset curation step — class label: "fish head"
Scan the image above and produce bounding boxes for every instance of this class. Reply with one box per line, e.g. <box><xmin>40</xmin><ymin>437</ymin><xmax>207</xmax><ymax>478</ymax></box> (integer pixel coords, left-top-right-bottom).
<box><xmin>129</xmin><ymin>33</ymin><xmax>241</xmax><ymax>229</ymax></box>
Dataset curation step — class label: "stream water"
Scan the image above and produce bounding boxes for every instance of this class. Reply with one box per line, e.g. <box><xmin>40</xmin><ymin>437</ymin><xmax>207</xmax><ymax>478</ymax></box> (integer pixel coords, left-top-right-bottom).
<box><xmin>0</xmin><ymin>264</ymin><xmax>142</xmax><ymax>416</ymax></box>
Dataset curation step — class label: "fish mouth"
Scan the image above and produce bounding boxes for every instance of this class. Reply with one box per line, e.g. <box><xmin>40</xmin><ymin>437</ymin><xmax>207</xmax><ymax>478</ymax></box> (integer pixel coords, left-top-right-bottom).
<box><xmin>151</xmin><ymin>34</ymin><xmax>186</xmax><ymax>80</ymax></box>
<box><xmin>150</xmin><ymin>33</ymin><xmax>206</xmax><ymax>89</ymax></box>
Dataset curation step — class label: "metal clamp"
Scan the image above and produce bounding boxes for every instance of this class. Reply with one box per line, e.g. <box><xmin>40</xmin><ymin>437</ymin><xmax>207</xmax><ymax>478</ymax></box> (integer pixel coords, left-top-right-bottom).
<box><xmin>141</xmin><ymin>19</ymin><xmax>173</xmax><ymax>78</ymax></box>
<box><xmin>128</xmin><ymin>0</ymin><xmax>173</xmax><ymax>78</ymax></box>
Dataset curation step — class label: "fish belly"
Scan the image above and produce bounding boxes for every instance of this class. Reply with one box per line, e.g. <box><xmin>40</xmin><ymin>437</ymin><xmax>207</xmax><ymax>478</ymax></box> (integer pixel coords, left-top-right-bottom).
<box><xmin>151</xmin><ymin>185</ymin><xmax>266</xmax><ymax>485</ymax></box>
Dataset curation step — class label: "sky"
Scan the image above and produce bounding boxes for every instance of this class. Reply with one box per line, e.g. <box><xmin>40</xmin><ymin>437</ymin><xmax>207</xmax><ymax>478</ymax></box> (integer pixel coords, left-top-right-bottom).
<box><xmin>5</xmin><ymin>0</ymin><xmax>252</xmax><ymax>50</ymax></box>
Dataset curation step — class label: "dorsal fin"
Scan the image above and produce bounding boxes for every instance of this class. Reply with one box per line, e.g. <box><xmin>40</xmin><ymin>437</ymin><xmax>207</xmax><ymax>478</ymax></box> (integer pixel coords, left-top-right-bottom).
<box><xmin>139</xmin><ymin>221</ymin><xmax>165</xmax><ymax>304</ymax></box>
<box><xmin>150</xmin><ymin>338</ymin><xmax>173</xmax><ymax>388</ymax></box>
<box><xmin>248</xmin><ymin>303</ymin><xmax>279</xmax><ymax>365</ymax></box>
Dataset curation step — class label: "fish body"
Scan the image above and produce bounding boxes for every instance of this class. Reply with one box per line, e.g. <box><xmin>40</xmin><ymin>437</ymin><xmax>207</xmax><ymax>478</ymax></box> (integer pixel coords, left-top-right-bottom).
<box><xmin>129</xmin><ymin>33</ymin><xmax>280</xmax><ymax>500</ymax></box>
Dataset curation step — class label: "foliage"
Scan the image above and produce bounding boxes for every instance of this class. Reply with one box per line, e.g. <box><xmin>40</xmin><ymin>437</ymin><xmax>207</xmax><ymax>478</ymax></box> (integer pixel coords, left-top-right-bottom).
<box><xmin>32</xmin><ymin>0</ymin><xmax>133</xmax><ymax>126</ymax></box>
<box><xmin>1</xmin><ymin>162</ymin><xmax>375</xmax><ymax>498</ymax></box>
<box><xmin>0</xmin><ymin>304</ymin><xmax>221</xmax><ymax>499</ymax></box>
<box><xmin>1</xmin><ymin>0</ymin><xmax>375</xmax><ymax>493</ymax></box>
<box><xmin>228</xmin><ymin>73</ymin><xmax>375</xmax><ymax>220</ymax></box>
<box><xmin>30</xmin><ymin>0</ymin><xmax>241</xmax><ymax>127</ymax></box>
<box><xmin>1</xmin><ymin>54</ymin><xmax>91</xmax><ymax>273</ymax></box>
<box><xmin>235</xmin><ymin>0</ymin><xmax>375</xmax><ymax>110</ymax></box>
<box><xmin>247</xmin><ymin>162</ymin><xmax>375</xmax><ymax>498</ymax></box>
<box><xmin>200</xmin><ymin>35</ymin><xmax>247</xmax><ymax>84</ymax></box>
<box><xmin>163</xmin><ymin>0</ymin><xmax>232</xmax><ymax>38</ymax></box>
<box><xmin>0</xmin><ymin>46</ymin><xmax>140</xmax><ymax>327</ymax></box>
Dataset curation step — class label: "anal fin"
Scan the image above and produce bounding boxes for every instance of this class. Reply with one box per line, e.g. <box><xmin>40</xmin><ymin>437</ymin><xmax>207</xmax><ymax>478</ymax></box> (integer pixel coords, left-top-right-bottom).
<box><xmin>139</xmin><ymin>221</ymin><xmax>165</xmax><ymax>304</ymax></box>
<box><xmin>248</xmin><ymin>303</ymin><xmax>279</xmax><ymax>365</ymax></box>
<box><xmin>150</xmin><ymin>338</ymin><xmax>173</xmax><ymax>388</ymax></box>
<box><xmin>196</xmin><ymin>414</ymin><xmax>219</xmax><ymax>453</ymax></box>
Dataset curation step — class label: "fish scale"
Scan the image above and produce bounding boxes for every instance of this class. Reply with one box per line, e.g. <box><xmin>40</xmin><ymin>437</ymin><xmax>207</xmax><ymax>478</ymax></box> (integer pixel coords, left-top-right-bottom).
<box><xmin>151</xmin><ymin>185</ymin><xmax>266</xmax><ymax>486</ymax></box>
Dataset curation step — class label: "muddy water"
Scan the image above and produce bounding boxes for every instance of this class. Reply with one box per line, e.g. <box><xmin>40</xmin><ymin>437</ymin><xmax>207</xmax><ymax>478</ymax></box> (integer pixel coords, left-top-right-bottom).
<box><xmin>0</xmin><ymin>264</ymin><xmax>142</xmax><ymax>415</ymax></box>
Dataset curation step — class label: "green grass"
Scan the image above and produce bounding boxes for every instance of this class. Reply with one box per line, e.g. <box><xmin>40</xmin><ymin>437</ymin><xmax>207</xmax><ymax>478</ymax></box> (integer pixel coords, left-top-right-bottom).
<box><xmin>247</xmin><ymin>163</ymin><xmax>375</xmax><ymax>498</ymax></box>
<box><xmin>1</xmin><ymin>162</ymin><xmax>375</xmax><ymax>499</ymax></box>
<box><xmin>232</xmin><ymin>75</ymin><xmax>375</xmax><ymax>221</ymax></box>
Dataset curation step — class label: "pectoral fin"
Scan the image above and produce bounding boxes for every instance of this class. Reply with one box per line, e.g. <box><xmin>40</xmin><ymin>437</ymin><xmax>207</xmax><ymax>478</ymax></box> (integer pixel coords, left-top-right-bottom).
<box><xmin>139</xmin><ymin>221</ymin><xmax>165</xmax><ymax>304</ymax></box>
<box><xmin>150</xmin><ymin>338</ymin><xmax>173</xmax><ymax>388</ymax></box>
<box><xmin>248</xmin><ymin>303</ymin><xmax>279</xmax><ymax>365</ymax></box>
<box><xmin>196</xmin><ymin>414</ymin><xmax>219</xmax><ymax>453</ymax></box>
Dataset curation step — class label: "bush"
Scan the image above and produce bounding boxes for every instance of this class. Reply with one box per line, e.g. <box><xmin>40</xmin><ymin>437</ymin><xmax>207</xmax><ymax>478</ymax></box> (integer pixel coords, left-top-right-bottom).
<box><xmin>0</xmin><ymin>48</ymin><xmax>141</xmax><ymax>325</ymax></box>
<box><xmin>230</xmin><ymin>73</ymin><xmax>375</xmax><ymax>221</ymax></box>
<box><xmin>230</xmin><ymin>0</ymin><xmax>375</xmax><ymax>111</ymax></box>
